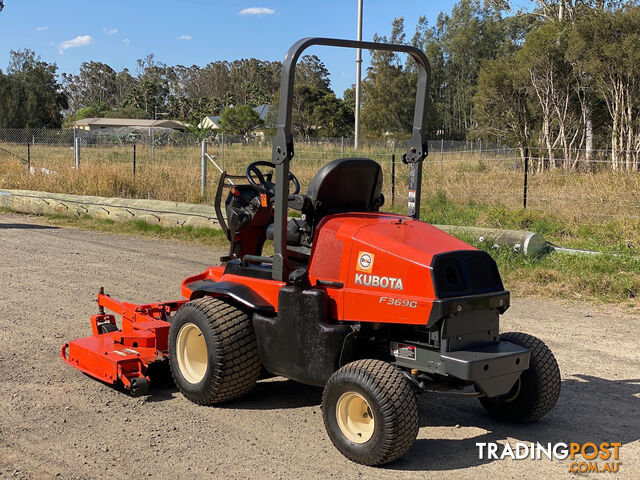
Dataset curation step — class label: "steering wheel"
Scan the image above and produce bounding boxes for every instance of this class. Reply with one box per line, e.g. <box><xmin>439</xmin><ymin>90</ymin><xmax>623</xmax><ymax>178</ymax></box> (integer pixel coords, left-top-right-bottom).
<box><xmin>245</xmin><ymin>160</ymin><xmax>300</xmax><ymax>196</ymax></box>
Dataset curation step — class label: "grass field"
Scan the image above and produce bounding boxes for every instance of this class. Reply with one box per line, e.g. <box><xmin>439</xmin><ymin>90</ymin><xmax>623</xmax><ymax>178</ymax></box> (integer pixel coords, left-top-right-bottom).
<box><xmin>1</xmin><ymin>140</ymin><xmax>639</xmax><ymax>307</ymax></box>
<box><xmin>2</xmin><ymin>140</ymin><xmax>639</xmax><ymax>219</ymax></box>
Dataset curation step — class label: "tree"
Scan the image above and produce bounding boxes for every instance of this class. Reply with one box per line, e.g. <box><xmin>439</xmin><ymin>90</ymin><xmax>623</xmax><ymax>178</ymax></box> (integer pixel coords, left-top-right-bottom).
<box><xmin>296</xmin><ymin>55</ymin><xmax>331</xmax><ymax>92</ymax></box>
<box><xmin>114</xmin><ymin>69</ymin><xmax>136</xmax><ymax>106</ymax></box>
<box><xmin>517</xmin><ymin>22</ymin><xmax>582</xmax><ymax>169</ymax></box>
<box><xmin>491</xmin><ymin>1</ymin><xmax>640</xmax><ymax>23</ymax></box>
<box><xmin>360</xmin><ymin>18</ymin><xmax>416</xmax><ymax>136</ymax></box>
<box><xmin>0</xmin><ymin>73</ymin><xmax>24</xmax><ymax>128</ymax></box>
<box><xmin>0</xmin><ymin>49</ymin><xmax>68</xmax><ymax>128</ymax></box>
<box><xmin>474</xmin><ymin>54</ymin><xmax>534</xmax><ymax>157</ymax></box>
<box><xmin>103</xmin><ymin>106</ymin><xmax>149</xmax><ymax>119</ymax></box>
<box><xmin>221</xmin><ymin>105</ymin><xmax>263</xmax><ymax>142</ymax></box>
<box><xmin>312</xmin><ymin>93</ymin><xmax>354</xmax><ymax>137</ymax></box>
<box><xmin>78</xmin><ymin>61</ymin><xmax>118</xmax><ymax>106</ymax></box>
<box><xmin>411</xmin><ymin>1</ymin><xmax>521</xmax><ymax>139</ymax></box>
<box><xmin>567</xmin><ymin>7</ymin><xmax>640</xmax><ymax>170</ymax></box>
<box><xmin>0</xmin><ymin>1</ymin><xmax>4</xmax><ymax>12</ymax></box>
<box><xmin>129</xmin><ymin>54</ymin><xmax>171</xmax><ymax>115</ymax></box>
<box><xmin>291</xmin><ymin>85</ymin><xmax>326</xmax><ymax>138</ymax></box>
<box><xmin>73</xmin><ymin>104</ymin><xmax>108</xmax><ymax>121</ymax></box>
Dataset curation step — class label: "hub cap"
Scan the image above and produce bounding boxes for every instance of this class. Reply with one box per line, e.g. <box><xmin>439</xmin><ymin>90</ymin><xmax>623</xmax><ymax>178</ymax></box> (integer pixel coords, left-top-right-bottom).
<box><xmin>176</xmin><ymin>323</ymin><xmax>208</xmax><ymax>384</ymax></box>
<box><xmin>336</xmin><ymin>392</ymin><xmax>375</xmax><ymax>443</ymax></box>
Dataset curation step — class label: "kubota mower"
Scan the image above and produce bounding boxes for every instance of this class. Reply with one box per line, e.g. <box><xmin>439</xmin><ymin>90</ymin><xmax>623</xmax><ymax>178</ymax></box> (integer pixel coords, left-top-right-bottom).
<box><xmin>62</xmin><ymin>38</ymin><xmax>561</xmax><ymax>466</ymax></box>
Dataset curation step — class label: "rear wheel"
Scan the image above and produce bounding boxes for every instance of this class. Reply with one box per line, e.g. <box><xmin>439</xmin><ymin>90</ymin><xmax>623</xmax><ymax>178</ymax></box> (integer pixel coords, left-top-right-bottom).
<box><xmin>322</xmin><ymin>359</ymin><xmax>419</xmax><ymax>466</ymax></box>
<box><xmin>168</xmin><ymin>297</ymin><xmax>261</xmax><ymax>405</ymax></box>
<box><xmin>479</xmin><ymin>332</ymin><xmax>560</xmax><ymax>423</ymax></box>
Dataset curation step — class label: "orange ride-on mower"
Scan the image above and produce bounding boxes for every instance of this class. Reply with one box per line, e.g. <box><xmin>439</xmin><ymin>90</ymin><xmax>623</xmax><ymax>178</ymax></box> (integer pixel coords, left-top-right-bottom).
<box><xmin>62</xmin><ymin>38</ymin><xmax>561</xmax><ymax>465</ymax></box>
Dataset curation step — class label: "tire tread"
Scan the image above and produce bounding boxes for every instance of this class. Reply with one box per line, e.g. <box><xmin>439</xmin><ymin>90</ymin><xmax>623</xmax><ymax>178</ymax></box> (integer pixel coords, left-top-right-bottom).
<box><xmin>480</xmin><ymin>332</ymin><xmax>560</xmax><ymax>422</ymax></box>
<box><xmin>322</xmin><ymin>359</ymin><xmax>419</xmax><ymax>465</ymax></box>
<box><xmin>170</xmin><ymin>296</ymin><xmax>261</xmax><ymax>405</ymax></box>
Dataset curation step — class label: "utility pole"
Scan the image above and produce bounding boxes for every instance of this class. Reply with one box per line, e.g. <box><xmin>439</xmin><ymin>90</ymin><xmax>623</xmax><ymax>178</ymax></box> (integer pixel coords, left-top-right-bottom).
<box><xmin>354</xmin><ymin>0</ymin><xmax>363</xmax><ymax>150</ymax></box>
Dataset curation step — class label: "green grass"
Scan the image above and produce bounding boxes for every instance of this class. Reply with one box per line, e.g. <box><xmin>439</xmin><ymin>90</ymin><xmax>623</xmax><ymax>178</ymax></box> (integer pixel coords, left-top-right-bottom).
<box><xmin>35</xmin><ymin>212</ymin><xmax>229</xmax><ymax>247</ymax></box>
<box><xmin>408</xmin><ymin>192</ymin><xmax>640</xmax><ymax>306</ymax></box>
<box><xmin>415</xmin><ymin>190</ymin><xmax>640</xmax><ymax>256</ymax></box>
<box><xmin>480</xmin><ymin>243</ymin><xmax>640</xmax><ymax>305</ymax></box>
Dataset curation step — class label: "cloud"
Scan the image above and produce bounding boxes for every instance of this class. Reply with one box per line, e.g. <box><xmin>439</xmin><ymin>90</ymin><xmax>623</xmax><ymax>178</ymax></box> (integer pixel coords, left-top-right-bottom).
<box><xmin>177</xmin><ymin>34</ymin><xmax>192</xmax><ymax>40</ymax></box>
<box><xmin>122</xmin><ymin>38</ymin><xmax>130</xmax><ymax>45</ymax></box>
<box><xmin>36</xmin><ymin>26</ymin><xmax>48</xmax><ymax>32</ymax></box>
<box><xmin>238</xmin><ymin>7</ymin><xmax>275</xmax><ymax>16</ymax></box>
<box><xmin>103</xmin><ymin>27</ymin><xmax>118</xmax><ymax>35</ymax></box>
<box><xmin>58</xmin><ymin>35</ymin><xmax>94</xmax><ymax>54</ymax></box>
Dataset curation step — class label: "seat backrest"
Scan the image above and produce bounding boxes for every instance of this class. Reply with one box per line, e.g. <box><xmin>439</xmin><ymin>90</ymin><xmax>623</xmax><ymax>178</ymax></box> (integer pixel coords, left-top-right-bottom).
<box><xmin>306</xmin><ymin>158</ymin><xmax>383</xmax><ymax>220</ymax></box>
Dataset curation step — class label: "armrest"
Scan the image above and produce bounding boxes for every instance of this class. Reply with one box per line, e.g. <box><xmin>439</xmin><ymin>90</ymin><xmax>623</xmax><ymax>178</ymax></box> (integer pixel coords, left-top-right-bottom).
<box><xmin>287</xmin><ymin>194</ymin><xmax>311</xmax><ymax>211</ymax></box>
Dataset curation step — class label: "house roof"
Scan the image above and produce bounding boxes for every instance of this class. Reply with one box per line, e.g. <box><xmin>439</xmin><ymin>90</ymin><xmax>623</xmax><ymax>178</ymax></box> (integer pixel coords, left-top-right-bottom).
<box><xmin>72</xmin><ymin>118</ymin><xmax>186</xmax><ymax>129</ymax></box>
<box><xmin>253</xmin><ymin>104</ymin><xmax>270</xmax><ymax>121</ymax></box>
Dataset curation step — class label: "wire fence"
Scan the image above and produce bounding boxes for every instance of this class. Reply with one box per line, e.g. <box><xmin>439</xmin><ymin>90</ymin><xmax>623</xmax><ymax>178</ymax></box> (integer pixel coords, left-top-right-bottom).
<box><xmin>1</xmin><ymin>128</ymin><xmax>639</xmax><ymax>221</ymax></box>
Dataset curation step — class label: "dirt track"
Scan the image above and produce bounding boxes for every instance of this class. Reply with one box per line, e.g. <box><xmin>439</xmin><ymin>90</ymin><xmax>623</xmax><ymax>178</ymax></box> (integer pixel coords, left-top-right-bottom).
<box><xmin>0</xmin><ymin>211</ymin><xmax>638</xmax><ymax>479</ymax></box>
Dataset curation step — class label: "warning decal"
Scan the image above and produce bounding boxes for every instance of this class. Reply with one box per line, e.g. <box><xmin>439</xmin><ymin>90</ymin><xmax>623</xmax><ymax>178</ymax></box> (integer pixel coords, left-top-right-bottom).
<box><xmin>390</xmin><ymin>342</ymin><xmax>416</xmax><ymax>361</ymax></box>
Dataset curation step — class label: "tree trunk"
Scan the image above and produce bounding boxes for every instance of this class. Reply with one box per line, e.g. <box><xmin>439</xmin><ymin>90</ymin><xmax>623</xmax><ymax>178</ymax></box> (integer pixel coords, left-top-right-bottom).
<box><xmin>585</xmin><ymin>101</ymin><xmax>593</xmax><ymax>164</ymax></box>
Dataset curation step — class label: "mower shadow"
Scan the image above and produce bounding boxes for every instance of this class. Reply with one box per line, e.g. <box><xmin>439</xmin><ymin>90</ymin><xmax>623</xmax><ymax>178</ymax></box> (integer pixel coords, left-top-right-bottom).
<box><xmin>144</xmin><ymin>376</ymin><xmax>322</xmax><ymax>408</ymax></box>
<box><xmin>387</xmin><ymin>375</ymin><xmax>640</xmax><ymax>472</ymax></box>
<box><xmin>145</xmin><ymin>362</ymin><xmax>178</xmax><ymax>402</ymax></box>
<box><xmin>0</xmin><ymin>222</ymin><xmax>58</xmax><ymax>229</ymax></box>
<box><xmin>218</xmin><ymin>378</ymin><xmax>322</xmax><ymax>410</ymax></box>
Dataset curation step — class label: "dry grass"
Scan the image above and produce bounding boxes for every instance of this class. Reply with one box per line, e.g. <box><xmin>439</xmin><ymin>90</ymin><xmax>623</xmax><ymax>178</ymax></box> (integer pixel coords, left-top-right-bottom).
<box><xmin>1</xmin><ymin>141</ymin><xmax>638</xmax><ymax>221</ymax></box>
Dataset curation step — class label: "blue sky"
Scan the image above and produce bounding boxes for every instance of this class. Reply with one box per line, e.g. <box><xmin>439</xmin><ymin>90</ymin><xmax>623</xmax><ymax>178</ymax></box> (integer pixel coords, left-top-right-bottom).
<box><xmin>0</xmin><ymin>0</ymin><xmax>458</xmax><ymax>96</ymax></box>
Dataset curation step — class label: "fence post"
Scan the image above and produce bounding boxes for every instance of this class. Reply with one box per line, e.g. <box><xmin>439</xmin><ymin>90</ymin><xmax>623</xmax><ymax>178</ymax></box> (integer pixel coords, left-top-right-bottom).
<box><xmin>133</xmin><ymin>143</ymin><xmax>137</xmax><ymax>180</ymax></box>
<box><xmin>201</xmin><ymin>140</ymin><xmax>207</xmax><ymax>197</ymax></box>
<box><xmin>440</xmin><ymin>138</ymin><xmax>444</xmax><ymax>173</ymax></box>
<box><xmin>341</xmin><ymin>136</ymin><xmax>344</xmax><ymax>157</ymax></box>
<box><xmin>150</xmin><ymin>127</ymin><xmax>155</xmax><ymax>162</ymax></box>
<box><xmin>27</xmin><ymin>143</ymin><xmax>31</xmax><ymax>172</ymax></box>
<box><xmin>74</xmin><ymin>137</ymin><xmax>81</xmax><ymax>169</ymax></box>
<box><xmin>391</xmin><ymin>140</ymin><xmax>396</xmax><ymax>208</ymax></box>
<box><xmin>221</xmin><ymin>131</ymin><xmax>225</xmax><ymax>170</ymax></box>
<box><xmin>523</xmin><ymin>147</ymin><xmax>529</xmax><ymax>209</ymax></box>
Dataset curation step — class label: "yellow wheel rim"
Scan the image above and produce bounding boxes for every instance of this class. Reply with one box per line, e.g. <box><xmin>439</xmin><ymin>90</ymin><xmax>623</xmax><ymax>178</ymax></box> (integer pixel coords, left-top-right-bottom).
<box><xmin>176</xmin><ymin>323</ymin><xmax>208</xmax><ymax>384</ymax></box>
<box><xmin>336</xmin><ymin>392</ymin><xmax>375</xmax><ymax>443</ymax></box>
<box><xmin>505</xmin><ymin>377</ymin><xmax>522</xmax><ymax>403</ymax></box>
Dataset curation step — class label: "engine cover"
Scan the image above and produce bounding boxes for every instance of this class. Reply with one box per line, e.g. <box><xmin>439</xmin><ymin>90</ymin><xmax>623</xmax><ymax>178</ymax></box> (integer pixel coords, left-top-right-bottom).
<box><xmin>308</xmin><ymin>212</ymin><xmax>505</xmax><ymax>326</ymax></box>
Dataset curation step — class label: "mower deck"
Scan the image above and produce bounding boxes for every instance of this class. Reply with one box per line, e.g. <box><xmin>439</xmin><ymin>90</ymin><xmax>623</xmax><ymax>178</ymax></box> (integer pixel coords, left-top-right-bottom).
<box><xmin>61</xmin><ymin>292</ymin><xmax>185</xmax><ymax>393</ymax></box>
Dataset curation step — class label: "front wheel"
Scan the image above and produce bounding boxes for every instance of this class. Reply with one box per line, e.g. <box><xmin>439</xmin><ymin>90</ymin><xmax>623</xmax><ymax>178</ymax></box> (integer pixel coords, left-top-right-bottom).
<box><xmin>168</xmin><ymin>297</ymin><xmax>261</xmax><ymax>405</ymax></box>
<box><xmin>479</xmin><ymin>332</ymin><xmax>561</xmax><ymax>423</ymax></box>
<box><xmin>322</xmin><ymin>359</ymin><xmax>419</xmax><ymax>466</ymax></box>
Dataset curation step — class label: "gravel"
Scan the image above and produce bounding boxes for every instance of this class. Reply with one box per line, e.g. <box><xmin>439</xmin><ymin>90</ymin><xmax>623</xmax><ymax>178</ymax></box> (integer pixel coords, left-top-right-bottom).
<box><xmin>1</xmin><ymin>212</ymin><xmax>638</xmax><ymax>479</ymax></box>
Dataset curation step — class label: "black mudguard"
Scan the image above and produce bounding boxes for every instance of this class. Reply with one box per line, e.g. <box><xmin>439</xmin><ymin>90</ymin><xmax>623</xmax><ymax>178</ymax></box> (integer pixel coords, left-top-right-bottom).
<box><xmin>186</xmin><ymin>279</ymin><xmax>275</xmax><ymax>313</ymax></box>
<box><xmin>253</xmin><ymin>286</ymin><xmax>351</xmax><ymax>387</ymax></box>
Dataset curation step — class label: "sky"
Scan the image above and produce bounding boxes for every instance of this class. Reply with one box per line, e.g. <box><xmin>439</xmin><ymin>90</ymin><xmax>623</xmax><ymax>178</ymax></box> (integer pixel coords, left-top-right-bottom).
<box><xmin>0</xmin><ymin>0</ymin><xmax>460</xmax><ymax>97</ymax></box>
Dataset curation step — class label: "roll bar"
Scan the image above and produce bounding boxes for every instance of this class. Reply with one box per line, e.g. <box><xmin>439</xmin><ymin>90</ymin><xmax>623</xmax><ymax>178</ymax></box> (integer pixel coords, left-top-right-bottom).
<box><xmin>271</xmin><ymin>37</ymin><xmax>431</xmax><ymax>282</ymax></box>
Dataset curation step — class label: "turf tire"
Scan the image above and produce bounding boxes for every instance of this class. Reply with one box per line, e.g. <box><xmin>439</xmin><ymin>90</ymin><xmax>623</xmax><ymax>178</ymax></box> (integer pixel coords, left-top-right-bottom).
<box><xmin>169</xmin><ymin>296</ymin><xmax>261</xmax><ymax>405</ymax></box>
<box><xmin>322</xmin><ymin>359</ymin><xmax>419</xmax><ymax>466</ymax></box>
<box><xmin>479</xmin><ymin>332</ymin><xmax>560</xmax><ymax>423</ymax></box>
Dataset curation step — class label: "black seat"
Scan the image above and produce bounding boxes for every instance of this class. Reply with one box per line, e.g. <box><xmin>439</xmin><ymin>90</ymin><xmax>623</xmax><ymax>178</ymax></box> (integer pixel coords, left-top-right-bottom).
<box><xmin>266</xmin><ymin>158</ymin><xmax>384</xmax><ymax>247</ymax></box>
<box><xmin>307</xmin><ymin>158</ymin><xmax>384</xmax><ymax>222</ymax></box>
